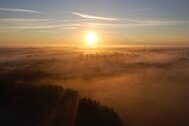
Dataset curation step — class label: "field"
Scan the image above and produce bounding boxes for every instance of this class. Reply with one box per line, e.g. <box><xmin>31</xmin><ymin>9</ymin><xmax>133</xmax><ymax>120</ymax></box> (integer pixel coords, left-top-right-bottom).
<box><xmin>0</xmin><ymin>46</ymin><xmax>189</xmax><ymax>126</ymax></box>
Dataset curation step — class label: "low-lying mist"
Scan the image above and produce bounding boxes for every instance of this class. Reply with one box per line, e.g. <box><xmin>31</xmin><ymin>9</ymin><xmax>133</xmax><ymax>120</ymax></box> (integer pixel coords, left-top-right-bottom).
<box><xmin>0</xmin><ymin>47</ymin><xmax>189</xmax><ymax>126</ymax></box>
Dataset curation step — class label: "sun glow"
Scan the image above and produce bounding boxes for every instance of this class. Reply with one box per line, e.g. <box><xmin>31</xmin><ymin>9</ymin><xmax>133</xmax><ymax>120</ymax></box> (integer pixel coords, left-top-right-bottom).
<box><xmin>85</xmin><ymin>31</ymin><xmax>98</xmax><ymax>47</ymax></box>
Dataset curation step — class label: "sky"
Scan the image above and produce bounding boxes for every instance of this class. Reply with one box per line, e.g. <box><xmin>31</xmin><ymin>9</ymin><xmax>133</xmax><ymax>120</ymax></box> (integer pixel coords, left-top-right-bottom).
<box><xmin>0</xmin><ymin>0</ymin><xmax>189</xmax><ymax>46</ymax></box>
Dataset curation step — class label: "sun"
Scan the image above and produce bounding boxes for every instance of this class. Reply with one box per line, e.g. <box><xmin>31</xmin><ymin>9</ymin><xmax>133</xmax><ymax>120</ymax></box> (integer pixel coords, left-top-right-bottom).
<box><xmin>85</xmin><ymin>31</ymin><xmax>98</xmax><ymax>47</ymax></box>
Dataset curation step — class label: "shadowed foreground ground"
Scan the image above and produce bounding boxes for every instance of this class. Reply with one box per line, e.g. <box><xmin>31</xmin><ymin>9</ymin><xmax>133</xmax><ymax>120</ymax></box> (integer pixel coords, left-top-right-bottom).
<box><xmin>0</xmin><ymin>82</ymin><xmax>123</xmax><ymax>126</ymax></box>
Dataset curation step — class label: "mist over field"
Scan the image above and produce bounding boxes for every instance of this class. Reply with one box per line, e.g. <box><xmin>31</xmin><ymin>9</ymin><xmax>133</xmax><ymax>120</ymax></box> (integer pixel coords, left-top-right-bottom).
<box><xmin>0</xmin><ymin>47</ymin><xmax>189</xmax><ymax>126</ymax></box>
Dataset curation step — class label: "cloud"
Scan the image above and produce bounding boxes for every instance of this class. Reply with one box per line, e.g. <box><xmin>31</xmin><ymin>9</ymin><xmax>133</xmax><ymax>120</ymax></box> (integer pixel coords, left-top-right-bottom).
<box><xmin>5</xmin><ymin>24</ymin><xmax>80</xmax><ymax>30</ymax></box>
<box><xmin>81</xmin><ymin>19</ymin><xmax>189</xmax><ymax>29</ymax></box>
<box><xmin>1</xmin><ymin>17</ymin><xmax>189</xmax><ymax>33</ymax></box>
<box><xmin>61</xmin><ymin>27</ymin><xmax>77</xmax><ymax>30</ymax></box>
<box><xmin>0</xmin><ymin>8</ymin><xmax>40</xmax><ymax>13</ymax></box>
<box><xmin>72</xmin><ymin>12</ymin><xmax>119</xmax><ymax>21</ymax></box>
<box><xmin>0</xmin><ymin>17</ymin><xmax>81</xmax><ymax>30</ymax></box>
<box><xmin>137</xmin><ymin>19</ymin><xmax>189</xmax><ymax>26</ymax></box>
<box><xmin>0</xmin><ymin>18</ymin><xmax>48</xmax><ymax>22</ymax></box>
<box><xmin>71</xmin><ymin>12</ymin><xmax>189</xmax><ymax>27</ymax></box>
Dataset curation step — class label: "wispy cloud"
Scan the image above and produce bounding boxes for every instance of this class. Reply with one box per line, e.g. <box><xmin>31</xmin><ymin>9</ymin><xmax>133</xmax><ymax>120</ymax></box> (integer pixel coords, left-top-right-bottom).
<box><xmin>137</xmin><ymin>19</ymin><xmax>189</xmax><ymax>26</ymax></box>
<box><xmin>82</xmin><ymin>19</ymin><xmax>189</xmax><ymax>29</ymax></box>
<box><xmin>0</xmin><ymin>8</ymin><xmax>40</xmax><ymax>13</ymax></box>
<box><xmin>72</xmin><ymin>12</ymin><xmax>119</xmax><ymax>21</ymax></box>
<box><xmin>71</xmin><ymin>11</ymin><xmax>189</xmax><ymax>27</ymax></box>
<box><xmin>0</xmin><ymin>17</ymin><xmax>81</xmax><ymax>30</ymax></box>
<box><xmin>4</xmin><ymin>24</ymin><xmax>80</xmax><ymax>30</ymax></box>
<box><xmin>61</xmin><ymin>27</ymin><xmax>77</xmax><ymax>30</ymax></box>
<box><xmin>1</xmin><ymin>16</ymin><xmax>189</xmax><ymax>33</ymax></box>
<box><xmin>0</xmin><ymin>18</ymin><xmax>48</xmax><ymax>22</ymax></box>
